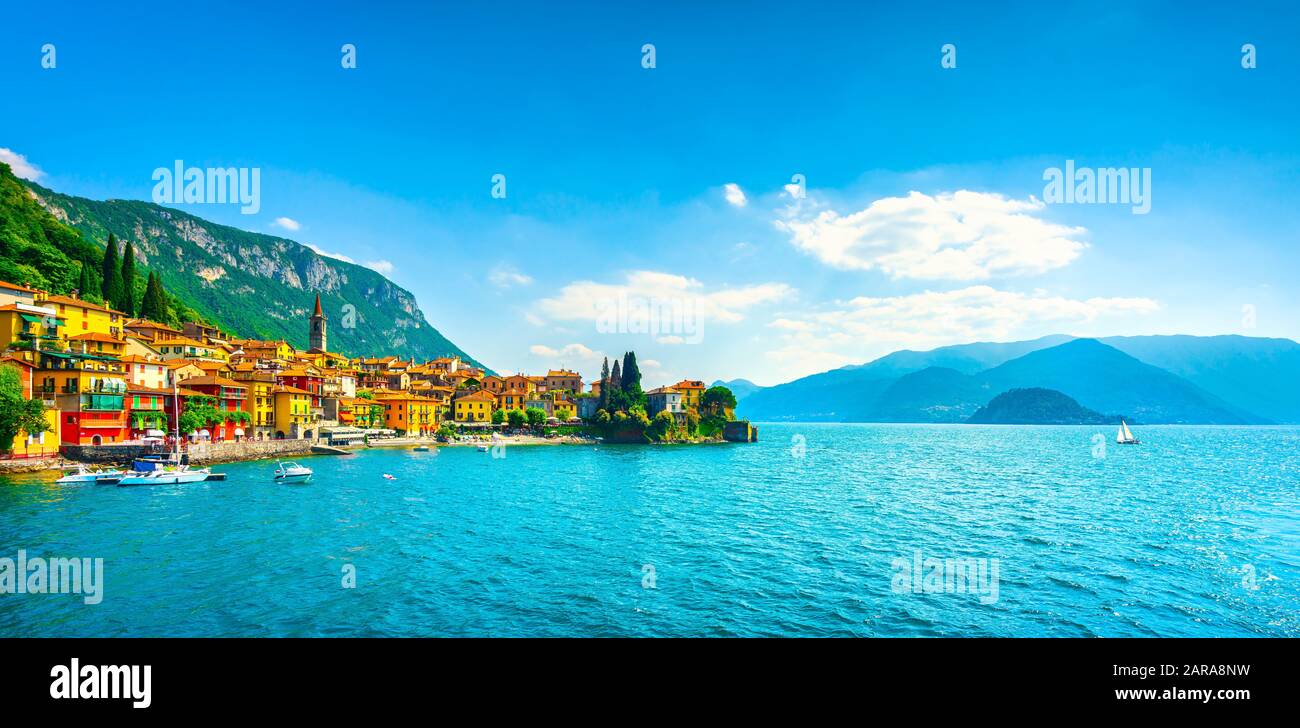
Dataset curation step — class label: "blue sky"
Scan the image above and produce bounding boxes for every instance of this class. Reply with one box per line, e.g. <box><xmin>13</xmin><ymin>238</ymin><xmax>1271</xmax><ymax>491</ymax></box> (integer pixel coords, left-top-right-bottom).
<box><xmin>2</xmin><ymin>1</ymin><xmax>1298</xmax><ymax>386</ymax></box>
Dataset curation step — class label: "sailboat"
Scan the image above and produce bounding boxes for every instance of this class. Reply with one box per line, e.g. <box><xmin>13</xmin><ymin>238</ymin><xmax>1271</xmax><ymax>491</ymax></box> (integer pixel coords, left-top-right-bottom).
<box><xmin>1116</xmin><ymin>419</ymin><xmax>1140</xmax><ymax>445</ymax></box>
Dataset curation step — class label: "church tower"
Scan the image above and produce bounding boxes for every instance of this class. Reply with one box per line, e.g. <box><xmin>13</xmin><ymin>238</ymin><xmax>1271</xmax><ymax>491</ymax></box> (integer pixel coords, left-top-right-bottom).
<box><xmin>309</xmin><ymin>293</ymin><xmax>327</xmax><ymax>352</ymax></box>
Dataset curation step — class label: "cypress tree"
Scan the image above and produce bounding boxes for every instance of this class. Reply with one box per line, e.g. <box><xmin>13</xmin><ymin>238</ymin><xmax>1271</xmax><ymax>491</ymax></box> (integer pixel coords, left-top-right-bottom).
<box><xmin>100</xmin><ymin>233</ymin><xmax>124</xmax><ymax>307</ymax></box>
<box><xmin>118</xmin><ymin>239</ymin><xmax>137</xmax><ymax>316</ymax></box>
<box><xmin>609</xmin><ymin>360</ymin><xmax>621</xmax><ymax>393</ymax></box>
<box><xmin>621</xmin><ymin>351</ymin><xmax>642</xmax><ymax>393</ymax></box>
<box><xmin>141</xmin><ymin>272</ymin><xmax>170</xmax><ymax>323</ymax></box>
<box><xmin>77</xmin><ymin>261</ymin><xmax>93</xmax><ymax>298</ymax></box>
<box><xmin>598</xmin><ymin>357</ymin><xmax>610</xmax><ymax>410</ymax></box>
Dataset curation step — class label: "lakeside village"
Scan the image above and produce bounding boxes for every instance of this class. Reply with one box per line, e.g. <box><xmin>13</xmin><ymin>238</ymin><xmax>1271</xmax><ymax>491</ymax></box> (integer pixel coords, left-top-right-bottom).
<box><xmin>0</xmin><ymin>276</ymin><xmax>756</xmax><ymax>471</ymax></box>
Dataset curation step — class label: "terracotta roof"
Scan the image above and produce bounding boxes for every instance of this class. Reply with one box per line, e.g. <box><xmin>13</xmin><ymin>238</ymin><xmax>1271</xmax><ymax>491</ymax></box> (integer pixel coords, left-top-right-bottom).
<box><xmin>68</xmin><ymin>332</ymin><xmax>123</xmax><ymax>343</ymax></box>
<box><xmin>273</xmin><ymin>385</ymin><xmax>315</xmax><ymax>396</ymax></box>
<box><xmin>182</xmin><ymin>376</ymin><xmax>247</xmax><ymax>388</ymax></box>
<box><xmin>0</xmin><ymin>280</ymin><xmax>42</xmax><ymax>293</ymax></box>
<box><xmin>42</xmin><ymin>294</ymin><xmax>125</xmax><ymax>316</ymax></box>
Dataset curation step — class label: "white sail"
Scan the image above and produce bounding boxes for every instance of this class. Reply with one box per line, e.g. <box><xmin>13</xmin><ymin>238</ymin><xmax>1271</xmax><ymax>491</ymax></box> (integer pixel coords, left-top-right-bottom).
<box><xmin>1117</xmin><ymin>420</ymin><xmax>1136</xmax><ymax>443</ymax></box>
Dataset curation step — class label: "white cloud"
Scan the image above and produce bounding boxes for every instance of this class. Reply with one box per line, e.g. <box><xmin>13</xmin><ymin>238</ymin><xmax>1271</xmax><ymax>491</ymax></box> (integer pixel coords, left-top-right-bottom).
<box><xmin>364</xmin><ymin>260</ymin><xmax>394</xmax><ymax>274</ymax></box>
<box><xmin>723</xmin><ymin>183</ymin><xmax>748</xmax><ymax>207</ymax></box>
<box><xmin>537</xmin><ymin>270</ymin><xmax>792</xmax><ymax>329</ymax></box>
<box><xmin>775</xmin><ymin>190</ymin><xmax>1087</xmax><ymax>280</ymax></box>
<box><xmin>763</xmin><ymin>285</ymin><xmax>1160</xmax><ymax>378</ymax></box>
<box><xmin>0</xmin><ymin>148</ymin><xmax>44</xmax><ymax>181</ymax></box>
<box><xmin>489</xmin><ymin>267</ymin><xmax>534</xmax><ymax>289</ymax></box>
<box><xmin>272</xmin><ymin>216</ymin><xmax>301</xmax><ymax>232</ymax></box>
<box><xmin>528</xmin><ymin>343</ymin><xmax>606</xmax><ymax>375</ymax></box>
<box><xmin>303</xmin><ymin>242</ymin><xmax>354</xmax><ymax>264</ymax></box>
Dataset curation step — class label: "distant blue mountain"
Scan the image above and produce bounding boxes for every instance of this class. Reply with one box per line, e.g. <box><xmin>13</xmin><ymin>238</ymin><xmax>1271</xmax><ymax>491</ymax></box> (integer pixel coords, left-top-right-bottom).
<box><xmin>1100</xmin><ymin>335</ymin><xmax>1300</xmax><ymax>424</ymax></box>
<box><xmin>737</xmin><ymin>334</ymin><xmax>1289</xmax><ymax>424</ymax></box>
<box><xmin>711</xmin><ymin>378</ymin><xmax>765</xmax><ymax>402</ymax></box>
<box><xmin>738</xmin><ymin>335</ymin><xmax>1073</xmax><ymax>422</ymax></box>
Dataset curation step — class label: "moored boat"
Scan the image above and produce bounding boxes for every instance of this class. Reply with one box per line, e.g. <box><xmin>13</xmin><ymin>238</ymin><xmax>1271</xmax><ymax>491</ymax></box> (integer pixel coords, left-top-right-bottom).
<box><xmin>117</xmin><ymin>465</ymin><xmax>211</xmax><ymax>486</ymax></box>
<box><xmin>273</xmin><ymin>461</ymin><xmax>313</xmax><ymax>482</ymax></box>
<box><xmin>56</xmin><ymin>464</ymin><xmax>125</xmax><ymax>485</ymax></box>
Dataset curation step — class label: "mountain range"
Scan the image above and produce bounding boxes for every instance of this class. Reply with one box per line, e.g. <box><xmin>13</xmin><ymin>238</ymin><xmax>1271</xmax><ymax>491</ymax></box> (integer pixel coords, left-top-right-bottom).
<box><xmin>735</xmin><ymin>335</ymin><xmax>1300</xmax><ymax>424</ymax></box>
<box><xmin>1</xmin><ymin>162</ymin><xmax>485</xmax><ymax>368</ymax></box>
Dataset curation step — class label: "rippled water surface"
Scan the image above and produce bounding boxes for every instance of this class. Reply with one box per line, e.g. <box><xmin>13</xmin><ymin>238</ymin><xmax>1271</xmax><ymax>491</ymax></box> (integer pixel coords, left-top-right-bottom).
<box><xmin>2</xmin><ymin>424</ymin><xmax>1297</xmax><ymax>636</ymax></box>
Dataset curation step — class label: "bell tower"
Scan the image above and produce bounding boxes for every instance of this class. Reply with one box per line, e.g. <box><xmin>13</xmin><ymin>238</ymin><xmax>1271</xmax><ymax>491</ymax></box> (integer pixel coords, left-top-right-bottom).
<box><xmin>309</xmin><ymin>293</ymin><xmax>327</xmax><ymax>352</ymax></box>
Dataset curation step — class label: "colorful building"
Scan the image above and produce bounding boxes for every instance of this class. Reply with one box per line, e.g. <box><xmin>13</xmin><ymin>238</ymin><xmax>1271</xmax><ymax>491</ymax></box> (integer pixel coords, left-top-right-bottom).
<box><xmin>376</xmin><ymin>392</ymin><xmax>442</xmax><ymax>435</ymax></box>
<box><xmin>672</xmin><ymin>380</ymin><xmax>707</xmax><ymax>412</ymax></box>
<box><xmin>1</xmin><ymin>357</ymin><xmax>60</xmax><ymax>458</ymax></box>
<box><xmin>36</xmin><ymin>350</ymin><xmax>129</xmax><ymax>445</ymax></box>
<box><xmin>453</xmin><ymin>389</ymin><xmax>497</xmax><ymax>422</ymax></box>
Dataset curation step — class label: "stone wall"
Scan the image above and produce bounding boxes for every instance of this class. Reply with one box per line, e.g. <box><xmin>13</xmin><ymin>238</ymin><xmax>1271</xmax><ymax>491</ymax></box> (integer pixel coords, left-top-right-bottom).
<box><xmin>723</xmin><ymin>420</ymin><xmax>759</xmax><ymax>443</ymax></box>
<box><xmin>59</xmin><ymin>444</ymin><xmax>153</xmax><ymax>464</ymax></box>
<box><xmin>185</xmin><ymin>439</ymin><xmax>315</xmax><ymax>464</ymax></box>
<box><xmin>59</xmin><ymin>439</ymin><xmax>316</xmax><ymax>465</ymax></box>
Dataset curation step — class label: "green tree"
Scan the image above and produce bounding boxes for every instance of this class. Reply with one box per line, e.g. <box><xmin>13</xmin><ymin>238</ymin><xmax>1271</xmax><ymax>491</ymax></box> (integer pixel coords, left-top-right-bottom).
<box><xmin>0</xmin><ymin>366</ymin><xmax>50</xmax><ymax>454</ymax></box>
<box><xmin>140</xmin><ymin>272</ymin><xmax>170</xmax><ymax>323</ymax></box>
<box><xmin>621</xmin><ymin>351</ymin><xmax>642</xmax><ymax>393</ymax></box>
<box><xmin>598</xmin><ymin>357</ymin><xmax>610</xmax><ymax>411</ymax></box>
<box><xmin>491</xmin><ymin>408</ymin><xmax>505</xmax><ymax>425</ymax></box>
<box><xmin>525</xmin><ymin>407</ymin><xmax>547</xmax><ymax>427</ymax></box>
<box><xmin>506</xmin><ymin>408</ymin><xmax>527</xmax><ymax>428</ymax></box>
<box><xmin>647</xmin><ymin>410</ymin><xmax>674</xmax><ymax>441</ymax></box>
<box><xmin>700</xmin><ymin>385</ymin><xmax>737</xmax><ymax>416</ymax></box>
<box><xmin>100</xmin><ymin>233</ymin><xmax>124</xmax><ymax>308</ymax></box>
<box><xmin>76</xmin><ymin>260</ymin><xmax>94</xmax><ymax>299</ymax></box>
<box><xmin>118</xmin><ymin>239</ymin><xmax>137</xmax><ymax>315</ymax></box>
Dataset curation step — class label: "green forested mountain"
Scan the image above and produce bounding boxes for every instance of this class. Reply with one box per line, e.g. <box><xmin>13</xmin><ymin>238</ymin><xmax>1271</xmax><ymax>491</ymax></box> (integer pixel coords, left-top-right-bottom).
<box><xmin>1</xmin><ymin>163</ymin><xmax>485</xmax><ymax>368</ymax></box>
<box><xmin>967</xmin><ymin>388</ymin><xmax>1114</xmax><ymax>425</ymax></box>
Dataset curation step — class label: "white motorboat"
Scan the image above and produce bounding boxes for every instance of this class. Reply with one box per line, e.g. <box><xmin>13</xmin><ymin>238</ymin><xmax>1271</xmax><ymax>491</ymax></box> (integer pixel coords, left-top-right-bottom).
<box><xmin>117</xmin><ymin>465</ymin><xmax>211</xmax><ymax>486</ymax></box>
<box><xmin>476</xmin><ymin>444</ymin><xmax>491</xmax><ymax>452</ymax></box>
<box><xmin>56</xmin><ymin>464</ymin><xmax>125</xmax><ymax>485</ymax></box>
<box><xmin>273</xmin><ymin>461</ymin><xmax>313</xmax><ymax>482</ymax></box>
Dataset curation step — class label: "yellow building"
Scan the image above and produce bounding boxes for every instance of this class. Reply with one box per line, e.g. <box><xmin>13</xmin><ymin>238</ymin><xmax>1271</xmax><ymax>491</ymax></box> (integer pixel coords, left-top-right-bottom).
<box><xmin>376</xmin><ymin>392</ymin><xmax>442</xmax><ymax>435</ymax></box>
<box><xmin>39</xmin><ymin>294</ymin><xmax>127</xmax><ymax>341</ymax></box>
<box><xmin>67</xmin><ymin>332</ymin><xmax>127</xmax><ymax>357</ymax></box>
<box><xmin>453</xmin><ymin>389</ymin><xmax>497</xmax><ymax>423</ymax></box>
<box><xmin>272</xmin><ymin>386</ymin><xmax>314</xmax><ymax>438</ymax></box>
<box><xmin>234</xmin><ymin>371</ymin><xmax>277</xmax><ymax>439</ymax></box>
<box><xmin>1</xmin><ymin>357</ymin><xmax>60</xmax><ymax>458</ymax></box>
<box><xmin>498</xmin><ymin>388</ymin><xmax>530</xmax><ymax>413</ymax></box>
<box><xmin>552</xmin><ymin>395</ymin><xmax>576</xmax><ymax>421</ymax></box>
<box><xmin>155</xmin><ymin>336</ymin><xmax>228</xmax><ymax>362</ymax></box>
<box><xmin>673</xmin><ymin>380</ymin><xmax>708</xmax><ymax>412</ymax></box>
<box><xmin>0</xmin><ymin>302</ymin><xmax>64</xmax><ymax>350</ymax></box>
<box><xmin>545</xmin><ymin>369</ymin><xmax>582</xmax><ymax>393</ymax></box>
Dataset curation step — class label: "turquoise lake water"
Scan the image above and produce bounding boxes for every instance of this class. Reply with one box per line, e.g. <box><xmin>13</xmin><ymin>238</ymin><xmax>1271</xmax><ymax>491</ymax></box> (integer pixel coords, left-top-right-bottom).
<box><xmin>1</xmin><ymin>424</ymin><xmax>1297</xmax><ymax>637</ymax></box>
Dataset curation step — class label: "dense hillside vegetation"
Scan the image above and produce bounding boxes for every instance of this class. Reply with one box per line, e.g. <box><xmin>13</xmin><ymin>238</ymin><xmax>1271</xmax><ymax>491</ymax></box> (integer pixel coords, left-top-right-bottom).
<box><xmin>1</xmin><ymin>163</ymin><xmax>485</xmax><ymax>367</ymax></box>
<box><xmin>967</xmin><ymin>387</ymin><xmax>1114</xmax><ymax>425</ymax></box>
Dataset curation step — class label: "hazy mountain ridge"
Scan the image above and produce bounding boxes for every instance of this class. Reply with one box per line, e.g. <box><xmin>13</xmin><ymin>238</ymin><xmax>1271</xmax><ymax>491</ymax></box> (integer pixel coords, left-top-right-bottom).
<box><xmin>738</xmin><ymin>335</ymin><xmax>1292</xmax><ymax>424</ymax></box>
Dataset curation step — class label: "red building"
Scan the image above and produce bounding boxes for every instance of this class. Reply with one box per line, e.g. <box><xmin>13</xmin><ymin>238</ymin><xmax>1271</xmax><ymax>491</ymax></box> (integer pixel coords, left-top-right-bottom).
<box><xmin>167</xmin><ymin>376</ymin><xmax>249</xmax><ymax>441</ymax></box>
<box><xmin>277</xmin><ymin>368</ymin><xmax>323</xmax><ymax>411</ymax></box>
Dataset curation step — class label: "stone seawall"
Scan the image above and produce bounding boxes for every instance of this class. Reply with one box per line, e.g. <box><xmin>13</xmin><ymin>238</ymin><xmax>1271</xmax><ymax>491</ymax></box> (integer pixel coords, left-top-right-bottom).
<box><xmin>61</xmin><ymin>439</ymin><xmax>317</xmax><ymax>466</ymax></box>
<box><xmin>183</xmin><ymin>440</ymin><xmax>316</xmax><ymax>465</ymax></box>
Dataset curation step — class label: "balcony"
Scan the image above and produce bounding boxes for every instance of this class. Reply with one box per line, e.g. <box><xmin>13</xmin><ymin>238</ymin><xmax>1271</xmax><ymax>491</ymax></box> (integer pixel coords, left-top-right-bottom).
<box><xmin>80</xmin><ymin>394</ymin><xmax>125</xmax><ymax>412</ymax></box>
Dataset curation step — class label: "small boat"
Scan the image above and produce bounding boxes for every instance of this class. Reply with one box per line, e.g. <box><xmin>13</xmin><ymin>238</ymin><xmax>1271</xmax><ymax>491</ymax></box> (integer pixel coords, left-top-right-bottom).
<box><xmin>273</xmin><ymin>461</ymin><xmax>313</xmax><ymax>482</ymax></box>
<box><xmin>383</xmin><ymin>473</ymin><xmax>397</xmax><ymax>480</ymax></box>
<box><xmin>476</xmin><ymin>444</ymin><xmax>491</xmax><ymax>452</ymax></box>
<box><xmin>1116</xmin><ymin>419</ymin><xmax>1140</xmax><ymax>445</ymax></box>
<box><xmin>56</xmin><ymin>464</ymin><xmax>125</xmax><ymax>485</ymax></box>
<box><xmin>412</xmin><ymin>445</ymin><xmax>430</xmax><ymax>452</ymax></box>
<box><xmin>117</xmin><ymin>465</ymin><xmax>211</xmax><ymax>486</ymax></box>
